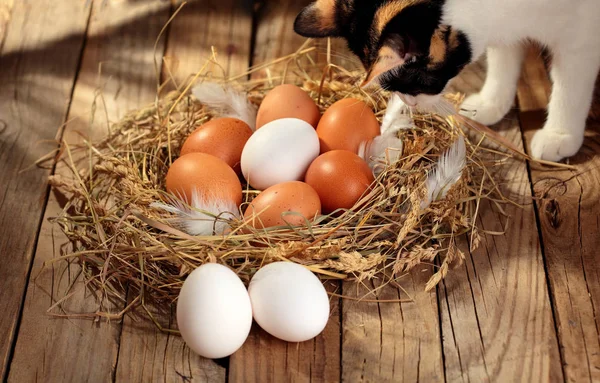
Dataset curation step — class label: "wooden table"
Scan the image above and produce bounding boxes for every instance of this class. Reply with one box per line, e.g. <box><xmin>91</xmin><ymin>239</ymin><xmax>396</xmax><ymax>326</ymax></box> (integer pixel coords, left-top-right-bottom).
<box><xmin>1</xmin><ymin>1</ymin><xmax>599</xmax><ymax>382</ymax></box>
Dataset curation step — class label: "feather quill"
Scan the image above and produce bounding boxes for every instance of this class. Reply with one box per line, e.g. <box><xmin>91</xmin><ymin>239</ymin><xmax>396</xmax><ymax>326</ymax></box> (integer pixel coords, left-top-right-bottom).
<box><xmin>192</xmin><ymin>82</ymin><xmax>257</xmax><ymax>130</ymax></box>
<box><xmin>151</xmin><ymin>189</ymin><xmax>239</xmax><ymax>236</ymax></box>
<box><xmin>358</xmin><ymin>132</ymin><xmax>404</xmax><ymax>174</ymax></box>
<box><xmin>422</xmin><ymin>136</ymin><xmax>467</xmax><ymax>209</ymax></box>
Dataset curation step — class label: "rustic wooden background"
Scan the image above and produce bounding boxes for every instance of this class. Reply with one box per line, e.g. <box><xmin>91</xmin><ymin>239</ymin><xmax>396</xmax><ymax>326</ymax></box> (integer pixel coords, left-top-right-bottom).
<box><xmin>1</xmin><ymin>0</ymin><xmax>599</xmax><ymax>382</ymax></box>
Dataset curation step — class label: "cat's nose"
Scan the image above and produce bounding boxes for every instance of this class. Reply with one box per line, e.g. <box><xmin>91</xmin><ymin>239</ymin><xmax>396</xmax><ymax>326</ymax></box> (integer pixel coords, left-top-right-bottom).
<box><xmin>361</xmin><ymin>70</ymin><xmax>377</xmax><ymax>88</ymax></box>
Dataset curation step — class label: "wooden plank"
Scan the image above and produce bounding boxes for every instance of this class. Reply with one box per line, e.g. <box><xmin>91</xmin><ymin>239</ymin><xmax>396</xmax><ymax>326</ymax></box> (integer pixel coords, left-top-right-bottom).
<box><xmin>251</xmin><ymin>0</ymin><xmax>358</xmax><ymax>80</ymax></box>
<box><xmin>116</xmin><ymin>303</ymin><xmax>227</xmax><ymax>382</ymax></box>
<box><xmin>0</xmin><ymin>0</ymin><xmax>13</xmax><ymax>51</ymax></box>
<box><xmin>6</xmin><ymin>1</ymin><xmax>173</xmax><ymax>381</ymax></box>
<box><xmin>0</xmin><ymin>0</ymin><xmax>91</xmax><ymax>379</ymax></box>
<box><xmin>518</xmin><ymin>52</ymin><xmax>600</xmax><ymax>383</ymax></box>
<box><xmin>438</xmin><ymin>59</ymin><xmax>563</xmax><ymax>382</ymax></box>
<box><xmin>251</xmin><ymin>0</ymin><xmax>305</xmax><ymax>67</ymax></box>
<box><xmin>229</xmin><ymin>283</ymin><xmax>341</xmax><ymax>383</ymax></box>
<box><xmin>164</xmin><ymin>0</ymin><xmax>254</xmax><ymax>86</ymax></box>
<box><xmin>113</xmin><ymin>1</ymin><xmax>254</xmax><ymax>381</ymax></box>
<box><xmin>516</xmin><ymin>45</ymin><xmax>551</xmax><ymax>113</ymax></box>
<box><xmin>249</xmin><ymin>308</ymin><xmax>339</xmax><ymax>383</ymax></box>
<box><xmin>227</xmin><ymin>2</ymin><xmax>344</xmax><ymax>381</ymax></box>
<box><xmin>341</xmin><ymin>268</ymin><xmax>444</xmax><ymax>382</ymax></box>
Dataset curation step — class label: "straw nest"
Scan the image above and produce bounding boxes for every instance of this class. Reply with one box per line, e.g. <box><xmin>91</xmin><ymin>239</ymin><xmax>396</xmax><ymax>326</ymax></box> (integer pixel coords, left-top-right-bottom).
<box><xmin>47</xmin><ymin>41</ymin><xmax>518</xmax><ymax>321</ymax></box>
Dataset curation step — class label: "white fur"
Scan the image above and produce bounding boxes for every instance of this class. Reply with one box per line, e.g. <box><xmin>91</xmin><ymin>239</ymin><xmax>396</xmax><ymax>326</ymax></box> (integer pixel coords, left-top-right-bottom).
<box><xmin>443</xmin><ymin>0</ymin><xmax>600</xmax><ymax>161</ymax></box>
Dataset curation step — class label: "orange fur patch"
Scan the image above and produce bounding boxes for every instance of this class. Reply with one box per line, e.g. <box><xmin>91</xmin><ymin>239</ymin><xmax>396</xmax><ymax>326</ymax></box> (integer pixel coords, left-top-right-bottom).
<box><xmin>448</xmin><ymin>28</ymin><xmax>461</xmax><ymax>50</ymax></box>
<box><xmin>374</xmin><ymin>0</ymin><xmax>422</xmax><ymax>35</ymax></box>
<box><xmin>429</xmin><ymin>28</ymin><xmax>448</xmax><ymax>65</ymax></box>
<box><xmin>314</xmin><ymin>0</ymin><xmax>337</xmax><ymax>32</ymax></box>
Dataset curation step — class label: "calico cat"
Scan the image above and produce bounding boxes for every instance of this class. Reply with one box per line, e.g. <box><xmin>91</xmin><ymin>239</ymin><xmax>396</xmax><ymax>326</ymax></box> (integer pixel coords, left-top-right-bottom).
<box><xmin>294</xmin><ymin>0</ymin><xmax>600</xmax><ymax>161</ymax></box>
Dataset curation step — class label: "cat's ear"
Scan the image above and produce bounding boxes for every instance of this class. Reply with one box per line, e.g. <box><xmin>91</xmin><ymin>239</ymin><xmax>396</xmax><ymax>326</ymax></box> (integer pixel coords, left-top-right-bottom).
<box><xmin>294</xmin><ymin>1</ymin><xmax>340</xmax><ymax>38</ymax></box>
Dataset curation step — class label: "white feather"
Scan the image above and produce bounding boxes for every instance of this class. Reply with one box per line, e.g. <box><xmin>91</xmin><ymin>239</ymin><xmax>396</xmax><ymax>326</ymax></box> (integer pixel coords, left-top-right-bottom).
<box><xmin>422</xmin><ymin>136</ymin><xmax>467</xmax><ymax>209</ymax></box>
<box><xmin>151</xmin><ymin>189</ymin><xmax>239</xmax><ymax>236</ymax></box>
<box><xmin>358</xmin><ymin>132</ymin><xmax>404</xmax><ymax>175</ymax></box>
<box><xmin>192</xmin><ymin>82</ymin><xmax>257</xmax><ymax>130</ymax></box>
<box><xmin>381</xmin><ymin>93</ymin><xmax>413</xmax><ymax>134</ymax></box>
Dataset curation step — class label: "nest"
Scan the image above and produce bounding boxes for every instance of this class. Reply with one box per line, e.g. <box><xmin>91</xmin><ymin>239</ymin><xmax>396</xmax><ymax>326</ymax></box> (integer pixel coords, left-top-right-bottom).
<box><xmin>47</xmin><ymin>41</ymin><xmax>518</xmax><ymax>321</ymax></box>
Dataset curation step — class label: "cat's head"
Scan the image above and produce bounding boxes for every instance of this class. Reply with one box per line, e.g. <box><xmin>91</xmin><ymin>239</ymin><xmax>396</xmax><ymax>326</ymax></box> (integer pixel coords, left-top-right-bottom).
<box><xmin>294</xmin><ymin>0</ymin><xmax>472</xmax><ymax>109</ymax></box>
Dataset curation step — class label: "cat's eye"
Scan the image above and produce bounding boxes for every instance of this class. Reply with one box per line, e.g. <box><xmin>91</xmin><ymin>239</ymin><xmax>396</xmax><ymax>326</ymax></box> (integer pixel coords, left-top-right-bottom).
<box><xmin>403</xmin><ymin>53</ymin><xmax>416</xmax><ymax>63</ymax></box>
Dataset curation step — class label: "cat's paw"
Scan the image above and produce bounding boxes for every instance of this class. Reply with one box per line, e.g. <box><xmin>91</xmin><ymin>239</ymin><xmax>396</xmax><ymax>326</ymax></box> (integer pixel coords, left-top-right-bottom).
<box><xmin>530</xmin><ymin>129</ymin><xmax>584</xmax><ymax>162</ymax></box>
<box><xmin>460</xmin><ymin>93</ymin><xmax>512</xmax><ymax>126</ymax></box>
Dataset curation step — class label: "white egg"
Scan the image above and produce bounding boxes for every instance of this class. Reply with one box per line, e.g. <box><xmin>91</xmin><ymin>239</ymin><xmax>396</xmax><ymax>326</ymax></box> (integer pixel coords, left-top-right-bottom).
<box><xmin>241</xmin><ymin>118</ymin><xmax>320</xmax><ymax>190</ymax></box>
<box><xmin>248</xmin><ymin>262</ymin><xmax>330</xmax><ymax>342</ymax></box>
<box><xmin>177</xmin><ymin>263</ymin><xmax>252</xmax><ymax>359</ymax></box>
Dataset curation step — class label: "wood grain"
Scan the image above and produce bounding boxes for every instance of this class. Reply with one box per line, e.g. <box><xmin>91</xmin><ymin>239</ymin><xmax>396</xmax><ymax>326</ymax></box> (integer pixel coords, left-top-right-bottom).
<box><xmin>341</xmin><ymin>269</ymin><xmax>444</xmax><ymax>382</ymax></box>
<box><xmin>116</xmin><ymin>303</ymin><xmax>226</xmax><ymax>382</ymax></box>
<box><xmin>518</xmin><ymin>52</ymin><xmax>600</xmax><ymax>383</ymax></box>
<box><xmin>114</xmin><ymin>0</ymin><xmax>254</xmax><ymax>381</ymax></box>
<box><xmin>438</xmin><ymin>59</ymin><xmax>563</xmax><ymax>382</ymax></box>
<box><xmin>251</xmin><ymin>0</ymin><xmax>358</xmax><ymax>81</ymax></box>
<box><xmin>226</xmin><ymin>2</ymin><xmax>344</xmax><ymax>381</ymax></box>
<box><xmin>0</xmin><ymin>0</ymin><xmax>13</xmax><ymax>51</ymax></box>
<box><xmin>0</xmin><ymin>0</ymin><xmax>91</xmax><ymax>379</ymax></box>
<box><xmin>164</xmin><ymin>0</ymin><xmax>253</xmax><ymax>87</ymax></box>
<box><xmin>517</xmin><ymin>45</ymin><xmax>551</xmax><ymax>113</ymax></box>
<box><xmin>7</xmin><ymin>1</ymin><xmax>172</xmax><ymax>381</ymax></box>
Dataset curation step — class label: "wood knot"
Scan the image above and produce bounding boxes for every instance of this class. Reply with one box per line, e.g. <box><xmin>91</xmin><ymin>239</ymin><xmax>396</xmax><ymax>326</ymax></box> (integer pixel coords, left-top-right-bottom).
<box><xmin>544</xmin><ymin>199</ymin><xmax>561</xmax><ymax>229</ymax></box>
<box><xmin>226</xmin><ymin>44</ymin><xmax>237</xmax><ymax>56</ymax></box>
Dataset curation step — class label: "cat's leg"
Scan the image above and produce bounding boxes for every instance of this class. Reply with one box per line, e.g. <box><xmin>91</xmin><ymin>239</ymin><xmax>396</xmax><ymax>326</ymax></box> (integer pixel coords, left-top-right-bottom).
<box><xmin>530</xmin><ymin>49</ymin><xmax>600</xmax><ymax>161</ymax></box>
<box><xmin>461</xmin><ymin>44</ymin><xmax>526</xmax><ymax>125</ymax></box>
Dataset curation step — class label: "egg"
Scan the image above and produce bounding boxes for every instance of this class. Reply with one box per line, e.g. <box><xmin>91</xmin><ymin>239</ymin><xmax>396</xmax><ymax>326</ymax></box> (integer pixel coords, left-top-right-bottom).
<box><xmin>180</xmin><ymin>118</ymin><xmax>253</xmax><ymax>174</ymax></box>
<box><xmin>244</xmin><ymin>181</ymin><xmax>321</xmax><ymax>229</ymax></box>
<box><xmin>177</xmin><ymin>263</ymin><xmax>253</xmax><ymax>359</ymax></box>
<box><xmin>241</xmin><ymin>118</ymin><xmax>320</xmax><ymax>190</ymax></box>
<box><xmin>166</xmin><ymin>153</ymin><xmax>242</xmax><ymax>205</ymax></box>
<box><xmin>316</xmin><ymin>98</ymin><xmax>380</xmax><ymax>153</ymax></box>
<box><xmin>256</xmin><ymin>84</ymin><xmax>321</xmax><ymax>129</ymax></box>
<box><xmin>305</xmin><ymin>150</ymin><xmax>375</xmax><ymax>213</ymax></box>
<box><xmin>248</xmin><ymin>262</ymin><xmax>330</xmax><ymax>342</ymax></box>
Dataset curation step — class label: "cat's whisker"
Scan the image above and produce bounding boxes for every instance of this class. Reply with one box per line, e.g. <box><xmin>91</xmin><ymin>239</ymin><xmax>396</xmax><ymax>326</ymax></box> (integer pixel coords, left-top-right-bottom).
<box><xmin>435</xmin><ymin>103</ymin><xmax>456</xmax><ymax>118</ymax></box>
<box><xmin>311</xmin><ymin>47</ymin><xmax>363</xmax><ymax>66</ymax></box>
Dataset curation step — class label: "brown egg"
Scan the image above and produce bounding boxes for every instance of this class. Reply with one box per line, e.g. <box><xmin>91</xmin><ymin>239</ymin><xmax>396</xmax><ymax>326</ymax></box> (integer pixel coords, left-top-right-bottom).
<box><xmin>256</xmin><ymin>84</ymin><xmax>321</xmax><ymax>129</ymax></box>
<box><xmin>180</xmin><ymin>118</ymin><xmax>253</xmax><ymax>174</ymax></box>
<box><xmin>305</xmin><ymin>150</ymin><xmax>374</xmax><ymax>213</ymax></box>
<box><xmin>166</xmin><ymin>153</ymin><xmax>243</xmax><ymax>206</ymax></box>
<box><xmin>243</xmin><ymin>181</ymin><xmax>321</xmax><ymax>229</ymax></box>
<box><xmin>316</xmin><ymin>98</ymin><xmax>380</xmax><ymax>153</ymax></box>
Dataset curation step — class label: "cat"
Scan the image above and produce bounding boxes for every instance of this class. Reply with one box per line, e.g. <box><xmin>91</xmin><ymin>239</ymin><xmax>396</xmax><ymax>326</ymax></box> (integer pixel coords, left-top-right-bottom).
<box><xmin>294</xmin><ymin>0</ymin><xmax>600</xmax><ymax>162</ymax></box>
